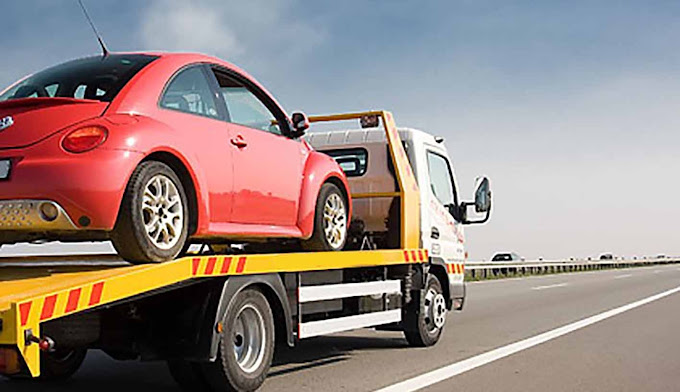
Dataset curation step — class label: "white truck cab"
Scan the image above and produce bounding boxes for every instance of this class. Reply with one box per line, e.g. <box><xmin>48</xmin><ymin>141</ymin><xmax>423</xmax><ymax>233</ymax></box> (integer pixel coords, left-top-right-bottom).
<box><xmin>306</xmin><ymin>125</ymin><xmax>491</xmax><ymax>310</ymax></box>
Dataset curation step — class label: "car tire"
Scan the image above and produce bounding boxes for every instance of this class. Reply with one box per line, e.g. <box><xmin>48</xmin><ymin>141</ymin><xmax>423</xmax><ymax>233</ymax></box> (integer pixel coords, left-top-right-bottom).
<box><xmin>200</xmin><ymin>288</ymin><xmax>275</xmax><ymax>392</ymax></box>
<box><xmin>402</xmin><ymin>274</ymin><xmax>447</xmax><ymax>347</ymax></box>
<box><xmin>302</xmin><ymin>183</ymin><xmax>348</xmax><ymax>251</ymax></box>
<box><xmin>111</xmin><ymin>161</ymin><xmax>189</xmax><ymax>263</ymax></box>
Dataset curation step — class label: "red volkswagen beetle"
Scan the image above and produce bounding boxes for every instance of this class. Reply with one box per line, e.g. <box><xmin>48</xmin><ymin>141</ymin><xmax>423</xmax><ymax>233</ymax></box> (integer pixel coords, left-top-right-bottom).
<box><xmin>0</xmin><ymin>53</ymin><xmax>350</xmax><ymax>262</ymax></box>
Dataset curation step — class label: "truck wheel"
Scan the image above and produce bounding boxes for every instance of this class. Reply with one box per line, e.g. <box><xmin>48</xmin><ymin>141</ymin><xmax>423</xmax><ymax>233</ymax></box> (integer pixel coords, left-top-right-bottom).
<box><xmin>403</xmin><ymin>275</ymin><xmax>447</xmax><ymax>347</ymax></box>
<box><xmin>201</xmin><ymin>288</ymin><xmax>275</xmax><ymax>392</ymax></box>
<box><xmin>40</xmin><ymin>348</ymin><xmax>87</xmax><ymax>381</ymax></box>
<box><xmin>168</xmin><ymin>360</ymin><xmax>212</xmax><ymax>391</ymax></box>
<box><xmin>111</xmin><ymin>161</ymin><xmax>189</xmax><ymax>263</ymax></box>
<box><xmin>302</xmin><ymin>183</ymin><xmax>348</xmax><ymax>251</ymax></box>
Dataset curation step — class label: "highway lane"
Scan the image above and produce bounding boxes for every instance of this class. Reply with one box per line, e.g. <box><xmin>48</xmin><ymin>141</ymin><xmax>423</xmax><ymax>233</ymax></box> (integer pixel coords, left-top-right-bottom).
<box><xmin>2</xmin><ymin>264</ymin><xmax>679</xmax><ymax>391</ymax></box>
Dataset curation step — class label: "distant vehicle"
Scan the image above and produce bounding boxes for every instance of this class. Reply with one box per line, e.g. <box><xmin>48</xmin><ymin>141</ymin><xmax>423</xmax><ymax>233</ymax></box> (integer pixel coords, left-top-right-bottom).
<box><xmin>491</xmin><ymin>252</ymin><xmax>522</xmax><ymax>262</ymax></box>
<box><xmin>656</xmin><ymin>254</ymin><xmax>667</xmax><ymax>259</ymax></box>
<box><xmin>599</xmin><ymin>253</ymin><xmax>614</xmax><ymax>260</ymax></box>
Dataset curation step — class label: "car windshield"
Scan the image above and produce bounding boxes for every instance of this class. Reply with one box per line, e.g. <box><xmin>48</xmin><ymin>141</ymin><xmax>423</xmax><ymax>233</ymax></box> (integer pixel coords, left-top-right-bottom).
<box><xmin>0</xmin><ymin>54</ymin><xmax>158</xmax><ymax>103</ymax></box>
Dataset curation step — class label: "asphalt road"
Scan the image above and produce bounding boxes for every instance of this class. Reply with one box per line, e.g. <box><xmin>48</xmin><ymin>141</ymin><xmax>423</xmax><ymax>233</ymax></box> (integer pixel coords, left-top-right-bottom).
<box><xmin>3</xmin><ymin>264</ymin><xmax>680</xmax><ymax>391</ymax></box>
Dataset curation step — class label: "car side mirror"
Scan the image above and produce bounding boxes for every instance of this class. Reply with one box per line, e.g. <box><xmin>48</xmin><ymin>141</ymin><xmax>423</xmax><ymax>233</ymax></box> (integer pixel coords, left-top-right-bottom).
<box><xmin>461</xmin><ymin>176</ymin><xmax>491</xmax><ymax>225</ymax></box>
<box><xmin>291</xmin><ymin>112</ymin><xmax>309</xmax><ymax>137</ymax></box>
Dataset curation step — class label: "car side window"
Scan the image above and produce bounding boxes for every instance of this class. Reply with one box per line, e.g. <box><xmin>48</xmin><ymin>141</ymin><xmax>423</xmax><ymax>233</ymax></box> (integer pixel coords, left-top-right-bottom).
<box><xmin>211</xmin><ymin>71</ymin><xmax>282</xmax><ymax>135</ymax></box>
<box><xmin>427</xmin><ymin>151</ymin><xmax>458</xmax><ymax>208</ymax></box>
<box><xmin>160</xmin><ymin>66</ymin><xmax>220</xmax><ymax>119</ymax></box>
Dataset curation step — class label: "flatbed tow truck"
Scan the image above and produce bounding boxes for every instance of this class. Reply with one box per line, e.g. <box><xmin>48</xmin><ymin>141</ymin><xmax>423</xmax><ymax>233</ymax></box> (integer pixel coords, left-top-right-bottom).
<box><xmin>0</xmin><ymin>111</ymin><xmax>491</xmax><ymax>391</ymax></box>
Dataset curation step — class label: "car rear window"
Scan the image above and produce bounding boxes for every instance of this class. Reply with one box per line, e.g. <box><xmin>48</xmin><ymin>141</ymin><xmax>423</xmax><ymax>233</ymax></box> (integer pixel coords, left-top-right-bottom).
<box><xmin>321</xmin><ymin>148</ymin><xmax>368</xmax><ymax>177</ymax></box>
<box><xmin>0</xmin><ymin>54</ymin><xmax>158</xmax><ymax>103</ymax></box>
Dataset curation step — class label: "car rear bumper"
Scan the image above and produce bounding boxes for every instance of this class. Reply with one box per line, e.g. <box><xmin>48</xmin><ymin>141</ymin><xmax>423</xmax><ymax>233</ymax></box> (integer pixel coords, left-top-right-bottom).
<box><xmin>0</xmin><ymin>144</ymin><xmax>143</xmax><ymax>237</ymax></box>
<box><xmin>0</xmin><ymin>200</ymin><xmax>77</xmax><ymax>230</ymax></box>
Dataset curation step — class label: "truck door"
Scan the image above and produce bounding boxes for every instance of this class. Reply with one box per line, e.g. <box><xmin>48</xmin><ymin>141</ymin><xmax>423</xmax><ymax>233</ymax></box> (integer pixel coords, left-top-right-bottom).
<box><xmin>422</xmin><ymin>150</ymin><xmax>466</xmax><ymax>265</ymax></box>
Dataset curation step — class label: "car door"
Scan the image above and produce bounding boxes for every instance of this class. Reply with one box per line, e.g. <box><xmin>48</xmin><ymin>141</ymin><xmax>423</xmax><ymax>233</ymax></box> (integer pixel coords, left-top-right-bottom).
<box><xmin>208</xmin><ymin>67</ymin><xmax>307</xmax><ymax>226</ymax></box>
<box><xmin>424</xmin><ymin>149</ymin><xmax>466</xmax><ymax>267</ymax></box>
<box><xmin>158</xmin><ymin>65</ymin><xmax>234</xmax><ymax>223</ymax></box>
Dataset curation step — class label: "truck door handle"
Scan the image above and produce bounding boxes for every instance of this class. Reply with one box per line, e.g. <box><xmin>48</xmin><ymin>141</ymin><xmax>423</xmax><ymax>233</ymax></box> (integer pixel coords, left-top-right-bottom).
<box><xmin>230</xmin><ymin>135</ymin><xmax>248</xmax><ymax>148</ymax></box>
<box><xmin>431</xmin><ymin>227</ymin><xmax>440</xmax><ymax>239</ymax></box>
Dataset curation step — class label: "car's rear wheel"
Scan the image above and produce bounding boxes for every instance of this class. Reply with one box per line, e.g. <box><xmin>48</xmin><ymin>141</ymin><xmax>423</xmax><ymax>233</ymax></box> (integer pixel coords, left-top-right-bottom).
<box><xmin>302</xmin><ymin>183</ymin><xmax>348</xmax><ymax>251</ymax></box>
<box><xmin>111</xmin><ymin>161</ymin><xmax>189</xmax><ymax>263</ymax></box>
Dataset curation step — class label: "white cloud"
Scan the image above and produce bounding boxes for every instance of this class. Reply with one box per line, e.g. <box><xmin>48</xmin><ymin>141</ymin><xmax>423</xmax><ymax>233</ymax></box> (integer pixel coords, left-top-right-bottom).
<box><xmin>139</xmin><ymin>0</ymin><xmax>324</xmax><ymax>72</ymax></box>
<box><xmin>141</xmin><ymin>1</ymin><xmax>242</xmax><ymax>56</ymax></box>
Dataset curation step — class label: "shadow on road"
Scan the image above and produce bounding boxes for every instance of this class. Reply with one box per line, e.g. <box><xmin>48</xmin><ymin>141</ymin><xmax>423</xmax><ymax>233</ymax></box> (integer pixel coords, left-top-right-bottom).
<box><xmin>270</xmin><ymin>332</ymin><xmax>408</xmax><ymax>377</ymax></box>
<box><xmin>0</xmin><ymin>331</ymin><xmax>409</xmax><ymax>391</ymax></box>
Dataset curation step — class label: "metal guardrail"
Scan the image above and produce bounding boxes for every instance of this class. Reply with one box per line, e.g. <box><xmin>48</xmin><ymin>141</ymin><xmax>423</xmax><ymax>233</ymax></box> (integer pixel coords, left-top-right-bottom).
<box><xmin>465</xmin><ymin>258</ymin><xmax>680</xmax><ymax>279</ymax></box>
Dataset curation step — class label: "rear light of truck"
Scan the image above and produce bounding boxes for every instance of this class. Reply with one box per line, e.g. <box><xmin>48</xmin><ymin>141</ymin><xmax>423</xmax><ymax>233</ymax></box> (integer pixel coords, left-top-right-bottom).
<box><xmin>0</xmin><ymin>347</ymin><xmax>20</xmax><ymax>375</ymax></box>
<box><xmin>62</xmin><ymin>125</ymin><xmax>108</xmax><ymax>153</ymax></box>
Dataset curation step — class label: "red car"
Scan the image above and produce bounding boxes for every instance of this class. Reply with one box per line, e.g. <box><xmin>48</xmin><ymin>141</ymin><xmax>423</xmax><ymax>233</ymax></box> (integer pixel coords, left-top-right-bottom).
<box><xmin>0</xmin><ymin>53</ymin><xmax>350</xmax><ymax>262</ymax></box>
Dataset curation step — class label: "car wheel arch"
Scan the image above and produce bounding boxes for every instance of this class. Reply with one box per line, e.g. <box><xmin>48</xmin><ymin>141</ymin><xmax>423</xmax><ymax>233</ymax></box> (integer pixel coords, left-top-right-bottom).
<box><xmin>297</xmin><ymin>171</ymin><xmax>351</xmax><ymax>239</ymax></box>
<box><xmin>324</xmin><ymin>175</ymin><xmax>350</xmax><ymax>208</ymax></box>
<box><xmin>139</xmin><ymin>151</ymin><xmax>202</xmax><ymax>236</ymax></box>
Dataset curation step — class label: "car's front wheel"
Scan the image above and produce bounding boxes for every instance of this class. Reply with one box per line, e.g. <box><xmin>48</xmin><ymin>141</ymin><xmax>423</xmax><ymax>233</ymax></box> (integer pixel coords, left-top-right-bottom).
<box><xmin>302</xmin><ymin>183</ymin><xmax>348</xmax><ymax>251</ymax></box>
<box><xmin>111</xmin><ymin>161</ymin><xmax>189</xmax><ymax>263</ymax></box>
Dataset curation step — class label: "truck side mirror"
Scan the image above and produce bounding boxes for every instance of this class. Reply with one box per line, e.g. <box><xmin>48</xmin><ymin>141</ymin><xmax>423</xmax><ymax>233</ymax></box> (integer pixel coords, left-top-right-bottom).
<box><xmin>291</xmin><ymin>112</ymin><xmax>309</xmax><ymax>137</ymax></box>
<box><xmin>462</xmin><ymin>176</ymin><xmax>491</xmax><ymax>225</ymax></box>
<box><xmin>474</xmin><ymin>177</ymin><xmax>491</xmax><ymax>213</ymax></box>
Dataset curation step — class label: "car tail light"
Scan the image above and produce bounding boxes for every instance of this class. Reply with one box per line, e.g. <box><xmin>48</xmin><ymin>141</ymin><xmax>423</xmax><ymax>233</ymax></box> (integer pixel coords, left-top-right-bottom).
<box><xmin>0</xmin><ymin>347</ymin><xmax>20</xmax><ymax>375</ymax></box>
<box><xmin>62</xmin><ymin>126</ymin><xmax>108</xmax><ymax>153</ymax></box>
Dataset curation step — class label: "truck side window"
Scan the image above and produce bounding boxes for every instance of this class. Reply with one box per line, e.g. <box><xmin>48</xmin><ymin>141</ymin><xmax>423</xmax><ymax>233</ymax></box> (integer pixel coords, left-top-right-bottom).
<box><xmin>320</xmin><ymin>148</ymin><xmax>368</xmax><ymax>177</ymax></box>
<box><xmin>427</xmin><ymin>151</ymin><xmax>457</xmax><ymax>208</ymax></box>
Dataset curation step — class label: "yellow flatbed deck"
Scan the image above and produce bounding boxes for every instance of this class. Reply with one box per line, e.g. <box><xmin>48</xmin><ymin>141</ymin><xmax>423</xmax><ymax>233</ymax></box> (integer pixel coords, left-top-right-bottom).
<box><xmin>0</xmin><ymin>248</ymin><xmax>427</xmax><ymax>376</ymax></box>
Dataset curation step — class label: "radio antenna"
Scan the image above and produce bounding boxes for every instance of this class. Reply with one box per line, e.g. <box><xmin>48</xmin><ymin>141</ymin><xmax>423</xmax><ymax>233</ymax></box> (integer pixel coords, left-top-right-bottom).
<box><xmin>77</xmin><ymin>0</ymin><xmax>109</xmax><ymax>57</ymax></box>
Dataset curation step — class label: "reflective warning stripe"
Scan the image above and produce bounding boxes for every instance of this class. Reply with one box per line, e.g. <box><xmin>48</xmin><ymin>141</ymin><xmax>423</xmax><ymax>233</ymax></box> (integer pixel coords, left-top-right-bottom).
<box><xmin>39</xmin><ymin>295</ymin><xmax>57</xmax><ymax>321</ymax></box>
<box><xmin>65</xmin><ymin>288</ymin><xmax>81</xmax><ymax>314</ymax></box>
<box><xmin>445</xmin><ymin>263</ymin><xmax>465</xmax><ymax>275</ymax></box>
<box><xmin>18</xmin><ymin>281</ymin><xmax>106</xmax><ymax>327</ymax></box>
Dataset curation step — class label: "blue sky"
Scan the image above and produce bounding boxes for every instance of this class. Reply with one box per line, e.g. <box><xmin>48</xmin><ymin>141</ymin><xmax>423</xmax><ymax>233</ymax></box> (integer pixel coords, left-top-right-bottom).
<box><xmin>1</xmin><ymin>1</ymin><xmax>679</xmax><ymax>259</ymax></box>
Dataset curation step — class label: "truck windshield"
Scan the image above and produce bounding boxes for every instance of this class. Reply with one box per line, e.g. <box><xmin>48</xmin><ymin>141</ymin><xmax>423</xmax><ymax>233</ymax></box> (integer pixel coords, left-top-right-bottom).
<box><xmin>0</xmin><ymin>54</ymin><xmax>158</xmax><ymax>103</ymax></box>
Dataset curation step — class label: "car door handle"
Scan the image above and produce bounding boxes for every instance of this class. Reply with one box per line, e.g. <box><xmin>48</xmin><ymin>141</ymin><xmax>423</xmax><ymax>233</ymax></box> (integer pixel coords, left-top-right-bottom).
<box><xmin>431</xmin><ymin>227</ymin><xmax>440</xmax><ymax>239</ymax></box>
<box><xmin>230</xmin><ymin>135</ymin><xmax>248</xmax><ymax>148</ymax></box>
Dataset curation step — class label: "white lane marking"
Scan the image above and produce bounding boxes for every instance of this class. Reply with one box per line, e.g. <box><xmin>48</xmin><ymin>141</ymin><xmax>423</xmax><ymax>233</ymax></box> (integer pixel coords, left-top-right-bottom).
<box><xmin>374</xmin><ymin>285</ymin><xmax>680</xmax><ymax>392</ymax></box>
<box><xmin>531</xmin><ymin>283</ymin><xmax>568</xmax><ymax>290</ymax></box>
<box><xmin>654</xmin><ymin>270</ymin><xmax>664</xmax><ymax>274</ymax></box>
<box><xmin>614</xmin><ymin>274</ymin><xmax>632</xmax><ymax>279</ymax></box>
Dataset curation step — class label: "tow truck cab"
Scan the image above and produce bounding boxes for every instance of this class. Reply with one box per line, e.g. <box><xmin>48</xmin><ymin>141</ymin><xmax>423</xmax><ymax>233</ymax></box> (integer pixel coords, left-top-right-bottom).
<box><xmin>306</xmin><ymin>126</ymin><xmax>491</xmax><ymax>310</ymax></box>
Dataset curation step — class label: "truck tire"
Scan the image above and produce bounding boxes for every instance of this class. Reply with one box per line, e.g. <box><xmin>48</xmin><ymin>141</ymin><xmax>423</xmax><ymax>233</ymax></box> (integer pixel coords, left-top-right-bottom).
<box><xmin>402</xmin><ymin>274</ymin><xmax>447</xmax><ymax>347</ymax></box>
<box><xmin>302</xmin><ymin>183</ymin><xmax>348</xmax><ymax>251</ymax></box>
<box><xmin>111</xmin><ymin>161</ymin><xmax>189</xmax><ymax>263</ymax></box>
<box><xmin>201</xmin><ymin>288</ymin><xmax>275</xmax><ymax>392</ymax></box>
<box><xmin>40</xmin><ymin>348</ymin><xmax>87</xmax><ymax>381</ymax></box>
